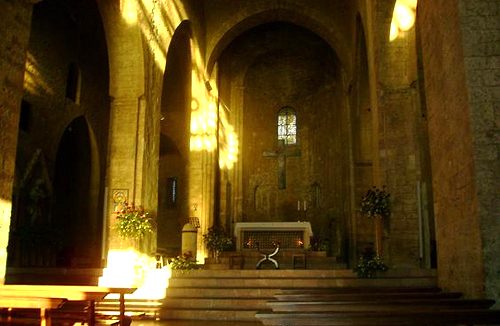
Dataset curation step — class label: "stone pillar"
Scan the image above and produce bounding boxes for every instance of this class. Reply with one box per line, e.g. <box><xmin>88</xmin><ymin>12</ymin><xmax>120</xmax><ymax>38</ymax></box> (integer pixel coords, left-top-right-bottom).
<box><xmin>0</xmin><ymin>1</ymin><xmax>33</xmax><ymax>283</ymax></box>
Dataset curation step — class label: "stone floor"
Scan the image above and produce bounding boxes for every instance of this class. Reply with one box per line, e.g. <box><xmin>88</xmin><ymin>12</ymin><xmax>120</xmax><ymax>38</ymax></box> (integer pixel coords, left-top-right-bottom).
<box><xmin>132</xmin><ymin>320</ymin><xmax>262</xmax><ymax>326</ymax></box>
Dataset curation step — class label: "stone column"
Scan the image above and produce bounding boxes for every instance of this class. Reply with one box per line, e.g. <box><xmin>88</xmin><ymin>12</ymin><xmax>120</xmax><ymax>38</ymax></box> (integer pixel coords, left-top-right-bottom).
<box><xmin>0</xmin><ymin>1</ymin><xmax>33</xmax><ymax>283</ymax></box>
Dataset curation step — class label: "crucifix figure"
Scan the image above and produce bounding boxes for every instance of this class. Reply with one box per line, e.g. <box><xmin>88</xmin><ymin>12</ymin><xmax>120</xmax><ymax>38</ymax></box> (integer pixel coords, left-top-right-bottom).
<box><xmin>263</xmin><ymin>139</ymin><xmax>301</xmax><ymax>189</ymax></box>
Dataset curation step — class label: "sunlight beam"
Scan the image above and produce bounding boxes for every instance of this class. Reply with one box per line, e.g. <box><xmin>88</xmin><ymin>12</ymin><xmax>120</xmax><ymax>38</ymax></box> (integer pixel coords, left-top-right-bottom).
<box><xmin>0</xmin><ymin>198</ymin><xmax>11</xmax><ymax>282</ymax></box>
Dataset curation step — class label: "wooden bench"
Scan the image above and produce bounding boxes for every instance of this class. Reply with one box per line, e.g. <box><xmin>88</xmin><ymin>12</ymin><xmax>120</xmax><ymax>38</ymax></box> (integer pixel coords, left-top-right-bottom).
<box><xmin>0</xmin><ymin>285</ymin><xmax>135</xmax><ymax>326</ymax></box>
<box><xmin>0</xmin><ymin>296</ymin><xmax>66</xmax><ymax>326</ymax></box>
<box><xmin>267</xmin><ymin>298</ymin><xmax>496</xmax><ymax>312</ymax></box>
<box><xmin>256</xmin><ymin>287</ymin><xmax>500</xmax><ymax>325</ymax></box>
<box><xmin>274</xmin><ymin>291</ymin><xmax>464</xmax><ymax>302</ymax></box>
<box><xmin>256</xmin><ymin>310</ymin><xmax>500</xmax><ymax>325</ymax></box>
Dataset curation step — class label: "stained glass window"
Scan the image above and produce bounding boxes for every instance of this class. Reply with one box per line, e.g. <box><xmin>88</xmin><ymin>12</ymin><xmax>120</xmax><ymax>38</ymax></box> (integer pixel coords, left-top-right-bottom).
<box><xmin>277</xmin><ymin>107</ymin><xmax>297</xmax><ymax>145</ymax></box>
<box><xmin>167</xmin><ymin>177</ymin><xmax>177</xmax><ymax>207</ymax></box>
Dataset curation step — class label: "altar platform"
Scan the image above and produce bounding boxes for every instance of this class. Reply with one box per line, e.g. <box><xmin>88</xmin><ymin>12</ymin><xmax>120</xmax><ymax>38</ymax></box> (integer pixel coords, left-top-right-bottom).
<box><xmin>214</xmin><ymin>250</ymin><xmax>341</xmax><ymax>270</ymax></box>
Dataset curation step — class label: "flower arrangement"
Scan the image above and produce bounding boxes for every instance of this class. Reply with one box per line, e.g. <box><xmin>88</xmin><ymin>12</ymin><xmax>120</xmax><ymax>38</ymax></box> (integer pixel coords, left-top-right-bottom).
<box><xmin>202</xmin><ymin>226</ymin><xmax>233</xmax><ymax>258</ymax></box>
<box><xmin>360</xmin><ymin>186</ymin><xmax>391</xmax><ymax>218</ymax></box>
<box><xmin>354</xmin><ymin>247</ymin><xmax>388</xmax><ymax>278</ymax></box>
<box><xmin>169</xmin><ymin>252</ymin><xmax>199</xmax><ymax>271</ymax></box>
<box><xmin>114</xmin><ymin>202</ymin><xmax>155</xmax><ymax>240</ymax></box>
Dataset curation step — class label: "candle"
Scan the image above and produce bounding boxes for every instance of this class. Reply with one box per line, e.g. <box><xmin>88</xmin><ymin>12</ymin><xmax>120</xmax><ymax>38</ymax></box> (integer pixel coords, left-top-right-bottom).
<box><xmin>297</xmin><ymin>200</ymin><xmax>300</xmax><ymax>211</ymax></box>
<box><xmin>304</xmin><ymin>200</ymin><xmax>307</xmax><ymax>211</ymax></box>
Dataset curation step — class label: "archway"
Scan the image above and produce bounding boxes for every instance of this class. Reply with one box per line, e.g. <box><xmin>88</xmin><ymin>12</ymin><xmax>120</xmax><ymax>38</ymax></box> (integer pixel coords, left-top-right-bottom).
<box><xmin>215</xmin><ymin>21</ymin><xmax>349</xmax><ymax>261</ymax></box>
<box><xmin>157</xmin><ymin>21</ymin><xmax>192</xmax><ymax>256</ymax></box>
<box><xmin>52</xmin><ymin>117</ymin><xmax>99</xmax><ymax>267</ymax></box>
<box><xmin>7</xmin><ymin>0</ymin><xmax>109</xmax><ymax>273</ymax></box>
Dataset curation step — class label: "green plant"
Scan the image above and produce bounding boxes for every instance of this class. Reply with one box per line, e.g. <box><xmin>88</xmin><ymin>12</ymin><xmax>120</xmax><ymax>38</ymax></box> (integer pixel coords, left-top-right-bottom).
<box><xmin>308</xmin><ymin>235</ymin><xmax>328</xmax><ymax>251</ymax></box>
<box><xmin>114</xmin><ymin>202</ymin><xmax>155</xmax><ymax>240</ymax></box>
<box><xmin>202</xmin><ymin>226</ymin><xmax>233</xmax><ymax>257</ymax></box>
<box><xmin>360</xmin><ymin>186</ymin><xmax>391</xmax><ymax>218</ymax></box>
<box><xmin>354</xmin><ymin>247</ymin><xmax>388</xmax><ymax>278</ymax></box>
<box><xmin>169</xmin><ymin>252</ymin><xmax>198</xmax><ymax>271</ymax></box>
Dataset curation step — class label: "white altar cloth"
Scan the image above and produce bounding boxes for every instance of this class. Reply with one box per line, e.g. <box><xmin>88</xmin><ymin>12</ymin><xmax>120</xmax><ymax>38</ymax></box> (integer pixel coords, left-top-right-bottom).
<box><xmin>234</xmin><ymin>222</ymin><xmax>313</xmax><ymax>250</ymax></box>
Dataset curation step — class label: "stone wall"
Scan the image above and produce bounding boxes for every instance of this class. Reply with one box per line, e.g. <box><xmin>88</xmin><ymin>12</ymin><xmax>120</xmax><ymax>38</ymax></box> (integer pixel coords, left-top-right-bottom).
<box><xmin>458</xmin><ymin>0</ymin><xmax>500</xmax><ymax>304</ymax></box>
<box><xmin>418</xmin><ymin>0</ymin><xmax>485</xmax><ymax>298</ymax></box>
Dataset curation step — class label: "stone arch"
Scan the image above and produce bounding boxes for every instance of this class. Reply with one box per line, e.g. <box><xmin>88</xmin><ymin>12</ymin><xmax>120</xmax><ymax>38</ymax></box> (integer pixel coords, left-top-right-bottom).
<box><xmin>97</xmin><ymin>2</ymin><xmax>145</xmax><ymax>99</ymax></box>
<box><xmin>6</xmin><ymin>0</ymin><xmax>110</xmax><ymax>273</ymax></box>
<box><xmin>215</xmin><ymin>21</ymin><xmax>349</xmax><ymax>261</ymax></box>
<box><xmin>157</xmin><ymin>20</ymin><xmax>193</xmax><ymax>256</ymax></box>
<box><xmin>52</xmin><ymin>116</ymin><xmax>101</xmax><ymax>267</ymax></box>
<box><xmin>206</xmin><ymin>7</ymin><xmax>349</xmax><ymax>77</ymax></box>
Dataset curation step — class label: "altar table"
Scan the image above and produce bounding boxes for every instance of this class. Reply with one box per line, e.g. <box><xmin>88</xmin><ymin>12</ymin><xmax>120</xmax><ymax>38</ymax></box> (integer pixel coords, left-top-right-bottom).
<box><xmin>234</xmin><ymin>222</ymin><xmax>313</xmax><ymax>250</ymax></box>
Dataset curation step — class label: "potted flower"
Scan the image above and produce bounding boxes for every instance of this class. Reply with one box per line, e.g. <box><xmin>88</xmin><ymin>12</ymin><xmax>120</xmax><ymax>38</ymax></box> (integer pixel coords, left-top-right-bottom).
<box><xmin>168</xmin><ymin>251</ymin><xmax>199</xmax><ymax>272</ymax></box>
<box><xmin>360</xmin><ymin>186</ymin><xmax>390</xmax><ymax>256</ymax></box>
<box><xmin>202</xmin><ymin>226</ymin><xmax>233</xmax><ymax>263</ymax></box>
<box><xmin>354</xmin><ymin>247</ymin><xmax>388</xmax><ymax>278</ymax></box>
<box><xmin>114</xmin><ymin>202</ymin><xmax>155</xmax><ymax>241</ymax></box>
<box><xmin>308</xmin><ymin>235</ymin><xmax>328</xmax><ymax>257</ymax></box>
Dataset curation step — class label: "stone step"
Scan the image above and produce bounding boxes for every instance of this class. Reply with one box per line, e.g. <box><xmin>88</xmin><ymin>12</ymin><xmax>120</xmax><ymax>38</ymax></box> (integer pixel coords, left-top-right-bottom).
<box><xmin>161</xmin><ymin>269</ymin><xmax>438</xmax><ymax>322</ymax></box>
<box><xmin>160</xmin><ymin>308</ymin><xmax>263</xmax><ymax>321</ymax></box>
<box><xmin>166</xmin><ymin>287</ymin><xmax>279</xmax><ymax>298</ymax></box>
<box><xmin>163</xmin><ymin>297</ymin><xmax>268</xmax><ymax>310</ymax></box>
<box><xmin>170</xmin><ymin>268</ymin><xmax>436</xmax><ymax>279</ymax></box>
<box><xmin>169</xmin><ymin>277</ymin><xmax>436</xmax><ymax>289</ymax></box>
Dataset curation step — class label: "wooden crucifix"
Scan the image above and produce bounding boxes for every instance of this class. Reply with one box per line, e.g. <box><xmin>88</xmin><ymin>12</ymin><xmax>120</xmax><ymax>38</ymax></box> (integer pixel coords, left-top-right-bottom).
<box><xmin>263</xmin><ymin>140</ymin><xmax>301</xmax><ymax>189</ymax></box>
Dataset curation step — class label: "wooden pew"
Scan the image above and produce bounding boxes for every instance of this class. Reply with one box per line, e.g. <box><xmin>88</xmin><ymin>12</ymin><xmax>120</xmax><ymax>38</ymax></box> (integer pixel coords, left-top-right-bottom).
<box><xmin>273</xmin><ymin>291</ymin><xmax>464</xmax><ymax>302</ymax></box>
<box><xmin>256</xmin><ymin>287</ymin><xmax>500</xmax><ymax>325</ymax></box>
<box><xmin>0</xmin><ymin>285</ymin><xmax>135</xmax><ymax>326</ymax></box>
<box><xmin>256</xmin><ymin>310</ymin><xmax>500</xmax><ymax>325</ymax></box>
<box><xmin>0</xmin><ymin>296</ymin><xmax>66</xmax><ymax>326</ymax></box>
<box><xmin>267</xmin><ymin>298</ymin><xmax>496</xmax><ymax>312</ymax></box>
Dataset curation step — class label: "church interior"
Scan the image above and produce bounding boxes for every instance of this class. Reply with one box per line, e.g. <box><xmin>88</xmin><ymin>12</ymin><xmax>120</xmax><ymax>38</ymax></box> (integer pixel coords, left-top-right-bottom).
<box><xmin>0</xmin><ymin>0</ymin><xmax>498</xmax><ymax>323</ymax></box>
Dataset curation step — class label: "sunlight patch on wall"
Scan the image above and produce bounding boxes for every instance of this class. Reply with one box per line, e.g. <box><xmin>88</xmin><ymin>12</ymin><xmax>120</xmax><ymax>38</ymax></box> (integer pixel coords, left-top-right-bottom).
<box><xmin>23</xmin><ymin>52</ymin><xmax>54</xmax><ymax>96</ymax></box>
<box><xmin>219</xmin><ymin>110</ymin><xmax>239</xmax><ymax>170</ymax></box>
<box><xmin>190</xmin><ymin>49</ymin><xmax>217</xmax><ymax>152</ymax></box>
<box><xmin>189</xmin><ymin>93</ymin><xmax>217</xmax><ymax>152</ymax></box>
<box><xmin>122</xmin><ymin>0</ymin><xmax>189</xmax><ymax>71</ymax></box>
<box><xmin>120</xmin><ymin>0</ymin><xmax>138</xmax><ymax>25</ymax></box>
<box><xmin>390</xmin><ymin>0</ymin><xmax>417</xmax><ymax>41</ymax></box>
<box><xmin>0</xmin><ymin>198</ymin><xmax>12</xmax><ymax>282</ymax></box>
<box><xmin>189</xmin><ymin>72</ymin><xmax>239</xmax><ymax>170</ymax></box>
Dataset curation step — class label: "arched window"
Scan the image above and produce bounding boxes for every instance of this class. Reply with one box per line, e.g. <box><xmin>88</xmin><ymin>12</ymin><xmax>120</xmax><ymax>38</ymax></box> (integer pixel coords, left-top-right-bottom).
<box><xmin>65</xmin><ymin>62</ymin><xmax>81</xmax><ymax>103</ymax></box>
<box><xmin>277</xmin><ymin>106</ymin><xmax>297</xmax><ymax>145</ymax></box>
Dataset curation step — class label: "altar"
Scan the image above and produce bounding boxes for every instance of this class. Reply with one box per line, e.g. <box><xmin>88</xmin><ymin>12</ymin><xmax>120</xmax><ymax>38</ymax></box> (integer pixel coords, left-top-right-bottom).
<box><xmin>234</xmin><ymin>222</ymin><xmax>313</xmax><ymax>250</ymax></box>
